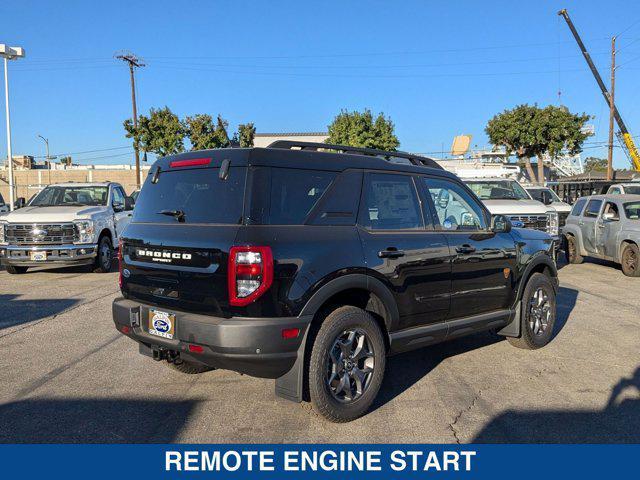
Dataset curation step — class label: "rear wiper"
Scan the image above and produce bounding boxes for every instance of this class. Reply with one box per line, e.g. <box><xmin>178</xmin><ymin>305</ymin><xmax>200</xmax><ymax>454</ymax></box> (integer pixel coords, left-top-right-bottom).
<box><xmin>158</xmin><ymin>209</ymin><xmax>186</xmax><ymax>222</ymax></box>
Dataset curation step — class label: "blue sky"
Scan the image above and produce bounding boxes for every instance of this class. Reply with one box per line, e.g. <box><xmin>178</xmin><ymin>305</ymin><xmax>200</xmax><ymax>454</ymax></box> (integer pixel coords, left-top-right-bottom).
<box><xmin>3</xmin><ymin>0</ymin><xmax>640</xmax><ymax>168</ymax></box>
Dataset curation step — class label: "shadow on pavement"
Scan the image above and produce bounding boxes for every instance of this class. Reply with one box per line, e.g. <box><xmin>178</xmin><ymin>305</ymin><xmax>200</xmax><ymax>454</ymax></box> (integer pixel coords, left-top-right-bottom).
<box><xmin>473</xmin><ymin>367</ymin><xmax>640</xmax><ymax>443</ymax></box>
<box><xmin>0</xmin><ymin>294</ymin><xmax>79</xmax><ymax>330</ymax></box>
<box><xmin>371</xmin><ymin>286</ymin><xmax>579</xmax><ymax>412</ymax></box>
<box><xmin>0</xmin><ymin>398</ymin><xmax>200</xmax><ymax>443</ymax></box>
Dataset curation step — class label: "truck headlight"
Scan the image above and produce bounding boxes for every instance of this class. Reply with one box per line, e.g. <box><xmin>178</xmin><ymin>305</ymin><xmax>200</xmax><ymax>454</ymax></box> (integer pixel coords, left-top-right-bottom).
<box><xmin>0</xmin><ymin>220</ymin><xmax>6</xmax><ymax>244</ymax></box>
<box><xmin>547</xmin><ymin>211</ymin><xmax>559</xmax><ymax>236</ymax></box>
<box><xmin>74</xmin><ymin>220</ymin><xmax>95</xmax><ymax>244</ymax></box>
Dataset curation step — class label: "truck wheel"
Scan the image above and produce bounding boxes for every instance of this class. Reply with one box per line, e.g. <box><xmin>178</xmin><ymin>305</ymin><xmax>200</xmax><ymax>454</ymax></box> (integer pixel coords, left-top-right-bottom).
<box><xmin>508</xmin><ymin>272</ymin><xmax>556</xmax><ymax>350</ymax></box>
<box><xmin>93</xmin><ymin>236</ymin><xmax>113</xmax><ymax>273</ymax></box>
<box><xmin>565</xmin><ymin>235</ymin><xmax>583</xmax><ymax>264</ymax></box>
<box><xmin>308</xmin><ymin>306</ymin><xmax>386</xmax><ymax>422</ymax></box>
<box><xmin>6</xmin><ymin>265</ymin><xmax>28</xmax><ymax>274</ymax></box>
<box><xmin>621</xmin><ymin>243</ymin><xmax>640</xmax><ymax>277</ymax></box>
<box><xmin>168</xmin><ymin>359</ymin><xmax>214</xmax><ymax>374</ymax></box>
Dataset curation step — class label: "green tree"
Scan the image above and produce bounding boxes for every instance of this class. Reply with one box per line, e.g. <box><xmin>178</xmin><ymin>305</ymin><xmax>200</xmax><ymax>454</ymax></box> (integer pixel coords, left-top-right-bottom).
<box><xmin>486</xmin><ymin>104</ymin><xmax>591</xmax><ymax>184</ymax></box>
<box><xmin>584</xmin><ymin>156</ymin><xmax>608</xmax><ymax>173</ymax></box>
<box><xmin>124</xmin><ymin>107</ymin><xmax>185</xmax><ymax>156</ymax></box>
<box><xmin>237</xmin><ymin>122</ymin><xmax>256</xmax><ymax>147</ymax></box>
<box><xmin>214</xmin><ymin>115</ymin><xmax>231</xmax><ymax>148</ymax></box>
<box><xmin>185</xmin><ymin>114</ymin><xmax>231</xmax><ymax>150</ymax></box>
<box><xmin>326</xmin><ymin>109</ymin><xmax>399</xmax><ymax>150</ymax></box>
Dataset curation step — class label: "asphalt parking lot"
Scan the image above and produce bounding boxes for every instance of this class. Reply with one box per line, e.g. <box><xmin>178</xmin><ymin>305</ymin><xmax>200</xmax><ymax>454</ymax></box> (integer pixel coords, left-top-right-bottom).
<box><xmin>0</xmin><ymin>259</ymin><xmax>638</xmax><ymax>443</ymax></box>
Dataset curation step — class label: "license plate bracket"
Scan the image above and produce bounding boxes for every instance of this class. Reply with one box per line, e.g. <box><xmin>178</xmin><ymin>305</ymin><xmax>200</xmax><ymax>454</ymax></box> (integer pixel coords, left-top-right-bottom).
<box><xmin>148</xmin><ymin>309</ymin><xmax>176</xmax><ymax>340</ymax></box>
<box><xmin>30</xmin><ymin>251</ymin><xmax>47</xmax><ymax>261</ymax></box>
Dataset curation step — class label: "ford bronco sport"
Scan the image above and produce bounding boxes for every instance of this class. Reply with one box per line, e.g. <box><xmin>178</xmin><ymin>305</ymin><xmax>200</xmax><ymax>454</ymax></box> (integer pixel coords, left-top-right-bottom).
<box><xmin>112</xmin><ymin>141</ymin><xmax>559</xmax><ymax>422</ymax></box>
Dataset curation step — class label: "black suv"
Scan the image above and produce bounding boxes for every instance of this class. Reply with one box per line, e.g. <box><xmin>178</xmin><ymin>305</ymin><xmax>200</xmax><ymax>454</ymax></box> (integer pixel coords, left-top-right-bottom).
<box><xmin>113</xmin><ymin>141</ymin><xmax>558</xmax><ymax>422</ymax></box>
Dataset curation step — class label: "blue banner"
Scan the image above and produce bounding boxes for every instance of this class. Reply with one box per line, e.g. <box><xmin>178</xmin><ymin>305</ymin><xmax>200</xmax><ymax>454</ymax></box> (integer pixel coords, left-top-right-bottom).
<box><xmin>1</xmin><ymin>444</ymin><xmax>637</xmax><ymax>478</ymax></box>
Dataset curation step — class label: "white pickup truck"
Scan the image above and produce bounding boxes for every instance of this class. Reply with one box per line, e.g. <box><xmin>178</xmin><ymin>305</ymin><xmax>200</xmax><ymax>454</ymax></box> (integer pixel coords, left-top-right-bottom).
<box><xmin>0</xmin><ymin>182</ymin><xmax>133</xmax><ymax>274</ymax></box>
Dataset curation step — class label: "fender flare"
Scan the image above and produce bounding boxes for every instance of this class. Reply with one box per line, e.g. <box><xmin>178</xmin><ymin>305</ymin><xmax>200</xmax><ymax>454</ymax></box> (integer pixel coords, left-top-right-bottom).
<box><xmin>563</xmin><ymin>227</ymin><xmax>586</xmax><ymax>257</ymax></box>
<box><xmin>299</xmin><ymin>273</ymin><xmax>399</xmax><ymax>331</ymax></box>
<box><xmin>276</xmin><ymin>273</ymin><xmax>399</xmax><ymax>403</ymax></box>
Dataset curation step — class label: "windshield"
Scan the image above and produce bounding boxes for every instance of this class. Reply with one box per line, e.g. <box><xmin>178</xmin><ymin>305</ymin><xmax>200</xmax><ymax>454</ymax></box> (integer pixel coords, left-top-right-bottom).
<box><xmin>465</xmin><ymin>180</ymin><xmax>530</xmax><ymax>200</ymax></box>
<box><xmin>623</xmin><ymin>185</ymin><xmax>640</xmax><ymax>195</ymax></box>
<box><xmin>623</xmin><ymin>201</ymin><xmax>640</xmax><ymax>220</ymax></box>
<box><xmin>29</xmin><ymin>186</ymin><xmax>109</xmax><ymax>207</ymax></box>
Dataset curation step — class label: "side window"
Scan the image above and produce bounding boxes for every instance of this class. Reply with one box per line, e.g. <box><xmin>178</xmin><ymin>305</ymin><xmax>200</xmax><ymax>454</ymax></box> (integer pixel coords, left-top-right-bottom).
<box><xmin>570</xmin><ymin>198</ymin><xmax>587</xmax><ymax>216</ymax></box>
<box><xmin>423</xmin><ymin>177</ymin><xmax>487</xmax><ymax>231</ymax></box>
<box><xmin>603</xmin><ymin>202</ymin><xmax>619</xmax><ymax>220</ymax></box>
<box><xmin>529</xmin><ymin>190</ymin><xmax>543</xmax><ymax>202</ymax></box>
<box><xmin>583</xmin><ymin>199</ymin><xmax>603</xmax><ymax>218</ymax></box>
<box><xmin>112</xmin><ymin>187</ymin><xmax>125</xmax><ymax>208</ymax></box>
<box><xmin>609</xmin><ymin>188</ymin><xmax>621</xmax><ymax>195</ymax></box>
<box><xmin>268</xmin><ymin>168</ymin><xmax>336</xmax><ymax>225</ymax></box>
<box><xmin>359</xmin><ymin>173</ymin><xmax>423</xmax><ymax>230</ymax></box>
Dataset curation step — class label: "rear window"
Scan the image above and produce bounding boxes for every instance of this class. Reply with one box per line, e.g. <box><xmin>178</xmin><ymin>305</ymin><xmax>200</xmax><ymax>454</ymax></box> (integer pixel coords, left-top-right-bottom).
<box><xmin>132</xmin><ymin>167</ymin><xmax>246</xmax><ymax>224</ymax></box>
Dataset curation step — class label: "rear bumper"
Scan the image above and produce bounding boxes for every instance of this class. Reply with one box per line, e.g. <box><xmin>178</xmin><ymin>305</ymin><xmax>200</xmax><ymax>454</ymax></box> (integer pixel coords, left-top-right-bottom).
<box><xmin>112</xmin><ymin>297</ymin><xmax>312</xmax><ymax>379</ymax></box>
<box><xmin>0</xmin><ymin>244</ymin><xmax>97</xmax><ymax>267</ymax></box>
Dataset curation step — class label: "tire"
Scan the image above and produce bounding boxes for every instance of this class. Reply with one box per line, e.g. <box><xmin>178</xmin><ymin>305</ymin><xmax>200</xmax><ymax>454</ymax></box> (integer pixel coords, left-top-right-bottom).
<box><xmin>93</xmin><ymin>235</ymin><xmax>113</xmax><ymax>273</ymax></box>
<box><xmin>308</xmin><ymin>306</ymin><xmax>386</xmax><ymax>422</ymax></box>
<box><xmin>621</xmin><ymin>243</ymin><xmax>640</xmax><ymax>277</ymax></box>
<box><xmin>167</xmin><ymin>359</ymin><xmax>214</xmax><ymax>374</ymax></box>
<box><xmin>508</xmin><ymin>272</ymin><xmax>556</xmax><ymax>350</ymax></box>
<box><xmin>6</xmin><ymin>265</ymin><xmax>28</xmax><ymax>274</ymax></box>
<box><xmin>565</xmin><ymin>235</ymin><xmax>584</xmax><ymax>264</ymax></box>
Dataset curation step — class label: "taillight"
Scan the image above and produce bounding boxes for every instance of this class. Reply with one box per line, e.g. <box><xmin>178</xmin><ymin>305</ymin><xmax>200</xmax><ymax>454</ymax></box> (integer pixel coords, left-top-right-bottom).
<box><xmin>118</xmin><ymin>238</ymin><xmax>124</xmax><ymax>289</ymax></box>
<box><xmin>228</xmin><ymin>246</ymin><xmax>273</xmax><ymax>307</ymax></box>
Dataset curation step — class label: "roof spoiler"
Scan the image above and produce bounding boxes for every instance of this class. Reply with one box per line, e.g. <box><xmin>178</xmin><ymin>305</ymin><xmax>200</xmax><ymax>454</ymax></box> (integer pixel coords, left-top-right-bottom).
<box><xmin>267</xmin><ymin>140</ymin><xmax>443</xmax><ymax>170</ymax></box>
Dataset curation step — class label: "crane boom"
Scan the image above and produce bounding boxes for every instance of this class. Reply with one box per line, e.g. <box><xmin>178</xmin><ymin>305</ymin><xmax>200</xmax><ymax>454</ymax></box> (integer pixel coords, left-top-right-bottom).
<box><xmin>558</xmin><ymin>8</ymin><xmax>640</xmax><ymax>171</ymax></box>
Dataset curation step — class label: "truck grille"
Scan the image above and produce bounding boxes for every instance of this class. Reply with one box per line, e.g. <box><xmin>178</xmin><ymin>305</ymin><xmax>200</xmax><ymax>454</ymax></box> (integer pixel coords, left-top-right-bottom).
<box><xmin>509</xmin><ymin>214</ymin><xmax>549</xmax><ymax>232</ymax></box>
<box><xmin>5</xmin><ymin>223</ymin><xmax>77</xmax><ymax>245</ymax></box>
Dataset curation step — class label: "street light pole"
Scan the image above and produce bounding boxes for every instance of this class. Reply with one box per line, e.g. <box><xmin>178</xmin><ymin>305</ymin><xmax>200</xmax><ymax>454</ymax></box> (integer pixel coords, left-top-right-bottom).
<box><xmin>3</xmin><ymin>57</ymin><xmax>14</xmax><ymax>211</ymax></box>
<box><xmin>37</xmin><ymin>134</ymin><xmax>51</xmax><ymax>184</ymax></box>
<box><xmin>1</xmin><ymin>45</ymin><xmax>25</xmax><ymax>212</ymax></box>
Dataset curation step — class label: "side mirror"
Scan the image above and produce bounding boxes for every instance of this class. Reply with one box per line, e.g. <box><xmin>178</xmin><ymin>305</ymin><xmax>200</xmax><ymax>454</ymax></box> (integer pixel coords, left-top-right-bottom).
<box><xmin>491</xmin><ymin>214</ymin><xmax>512</xmax><ymax>233</ymax></box>
<box><xmin>112</xmin><ymin>202</ymin><xmax>124</xmax><ymax>213</ymax></box>
<box><xmin>15</xmin><ymin>197</ymin><xmax>26</xmax><ymax>209</ymax></box>
<box><xmin>124</xmin><ymin>196</ymin><xmax>135</xmax><ymax>211</ymax></box>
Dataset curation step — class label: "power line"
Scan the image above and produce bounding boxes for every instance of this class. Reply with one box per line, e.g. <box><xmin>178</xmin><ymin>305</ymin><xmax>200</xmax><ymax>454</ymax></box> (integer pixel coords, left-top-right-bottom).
<box><xmin>32</xmin><ymin>145</ymin><xmax>132</xmax><ymax>159</ymax></box>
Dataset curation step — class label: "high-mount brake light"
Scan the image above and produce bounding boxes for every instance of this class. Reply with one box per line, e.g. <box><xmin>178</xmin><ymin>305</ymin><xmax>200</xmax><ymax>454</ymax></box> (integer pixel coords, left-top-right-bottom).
<box><xmin>169</xmin><ymin>158</ymin><xmax>211</xmax><ymax>168</ymax></box>
<box><xmin>228</xmin><ymin>246</ymin><xmax>274</xmax><ymax>307</ymax></box>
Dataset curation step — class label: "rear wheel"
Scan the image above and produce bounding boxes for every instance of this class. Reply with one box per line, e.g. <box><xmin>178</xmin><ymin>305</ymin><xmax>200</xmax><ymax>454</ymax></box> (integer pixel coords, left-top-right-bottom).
<box><xmin>5</xmin><ymin>265</ymin><xmax>28</xmax><ymax>274</ymax></box>
<box><xmin>565</xmin><ymin>235</ymin><xmax>583</xmax><ymax>264</ymax></box>
<box><xmin>508</xmin><ymin>272</ymin><xmax>556</xmax><ymax>350</ymax></box>
<box><xmin>93</xmin><ymin>235</ymin><xmax>113</xmax><ymax>273</ymax></box>
<box><xmin>308</xmin><ymin>306</ymin><xmax>386</xmax><ymax>422</ymax></box>
<box><xmin>621</xmin><ymin>243</ymin><xmax>640</xmax><ymax>277</ymax></box>
<box><xmin>168</xmin><ymin>359</ymin><xmax>214</xmax><ymax>374</ymax></box>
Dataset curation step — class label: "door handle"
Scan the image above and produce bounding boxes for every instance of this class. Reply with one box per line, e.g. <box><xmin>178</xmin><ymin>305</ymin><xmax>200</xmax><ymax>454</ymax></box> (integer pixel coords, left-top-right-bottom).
<box><xmin>578</xmin><ymin>221</ymin><xmax>584</xmax><ymax>226</ymax></box>
<box><xmin>597</xmin><ymin>223</ymin><xmax>605</xmax><ymax>229</ymax></box>
<box><xmin>456</xmin><ymin>244</ymin><xmax>476</xmax><ymax>254</ymax></box>
<box><xmin>378</xmin><ymin>248</ymin><xmax>405</xmax><ymax>259</ymax></box>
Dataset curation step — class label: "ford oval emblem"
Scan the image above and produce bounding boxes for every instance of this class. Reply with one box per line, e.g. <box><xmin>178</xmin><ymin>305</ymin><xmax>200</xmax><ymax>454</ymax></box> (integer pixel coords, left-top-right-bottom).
<box><xmin>122</xmin><ymin>268</ymin><xmax>131</xmax><ymax>278</ymax></box>
<box><xmin>153</xmin><ymin>318</ymin><xmax>170</xmax><ymax>333</ymax></box>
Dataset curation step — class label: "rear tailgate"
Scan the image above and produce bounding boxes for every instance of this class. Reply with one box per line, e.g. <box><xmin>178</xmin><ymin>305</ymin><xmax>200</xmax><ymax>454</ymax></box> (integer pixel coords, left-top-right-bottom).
<box><xmin>122</xmin><ymin>223</ymin><xmax>239</xmax><ymax>316</ymax></box>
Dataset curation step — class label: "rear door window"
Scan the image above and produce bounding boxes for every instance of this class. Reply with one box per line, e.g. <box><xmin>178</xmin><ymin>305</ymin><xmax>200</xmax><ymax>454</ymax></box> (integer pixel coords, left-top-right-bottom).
<box><xmin>132</xmin><ymin>167</ymin><xmax>247</xmax><ymax>224</ymax></box>
<box><xmin>583</xmin><ymin>199</ymin><xmax>603</xmax><ymax>218</ymax></box>
<box><xmin>359</xmin><ymin>173</ymin><xmax>423</xmax><ymax>230</ymax></box>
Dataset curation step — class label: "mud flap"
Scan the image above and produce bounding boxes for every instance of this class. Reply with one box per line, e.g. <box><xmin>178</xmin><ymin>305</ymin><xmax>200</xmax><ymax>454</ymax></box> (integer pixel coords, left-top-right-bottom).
<box><xmin>274</xmin><ymin>327</ymin><xmax>310</xmax><ymax>403</ymax></box>
<box><xmin>498</xmin><ymin>301</ymin><xmax>521</xmax><ymax>338</ymax></box>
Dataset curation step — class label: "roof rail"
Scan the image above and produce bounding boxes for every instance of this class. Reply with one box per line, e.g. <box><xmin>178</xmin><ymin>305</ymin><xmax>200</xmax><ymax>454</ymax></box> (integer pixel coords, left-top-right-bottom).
<box><xmin>267</xmin><ymin>140</ymin><xmax>443</xmax><ymax>170</ymax></box>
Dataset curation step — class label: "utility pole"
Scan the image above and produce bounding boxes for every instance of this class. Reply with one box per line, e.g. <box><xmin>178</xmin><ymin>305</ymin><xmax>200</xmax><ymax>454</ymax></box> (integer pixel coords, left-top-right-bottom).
<box><xmin>607</xmin><ymin>36</ymin><xmax>616</xmax><ymax>181</ymax></box>
<box><xmin>116</xmin><ymin>52</ymin><xmax>145</xmax><ymax>188</ymax></box>
<box><xmin>37</xmin><ymin>135</ymin><xmax>51</xmax><ymax>184</ymax></box>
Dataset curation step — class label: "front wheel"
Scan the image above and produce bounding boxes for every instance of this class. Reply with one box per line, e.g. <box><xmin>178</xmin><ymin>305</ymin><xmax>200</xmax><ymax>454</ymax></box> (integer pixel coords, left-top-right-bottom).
<box><xmin>93</xmin><ymin>236</ymin><xmax>113</xmax><ymax>273</ymax></box>
<box><xmin>308</xmin><ymin>306</ymin><xmax>386</xmax><ymax>422</ymax></box>
<box><xmin>508</xmin><ymin>272</ymin><xmax>557</xmax><ymax>350</ymax></box>
<box><xmin>5</xmin><ymin>265</ymin><xmax>28</xmax><ymax>274</ymax></box>
<box><xmin>564</xmin><ymin>235</ymin><xmax>583</xmax><ymax>264</ymax></box>
<box><xmin>621</xmin><ymin>243</ymin><xmax>640</xmax><ymax>277</ymax></box>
